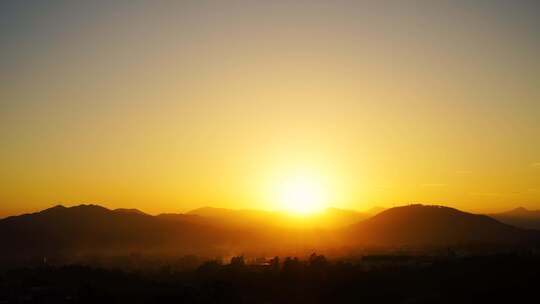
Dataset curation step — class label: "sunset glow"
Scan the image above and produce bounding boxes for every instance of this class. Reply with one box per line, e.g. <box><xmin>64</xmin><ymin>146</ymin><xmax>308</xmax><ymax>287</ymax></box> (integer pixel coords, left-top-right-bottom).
<box><xmin>277</xmin><ymin>175</ymin><xmax>329</xmax><ymax>214</ymax></box>
<box><xmin>2</xmin><ymin>2</ymin><xmax>540</xmax><ymax>302</ymax></box>
<box><xmin>0</xmin><ymin>1</ymin><xmax>539</xmax><ymax>217</ymax></box>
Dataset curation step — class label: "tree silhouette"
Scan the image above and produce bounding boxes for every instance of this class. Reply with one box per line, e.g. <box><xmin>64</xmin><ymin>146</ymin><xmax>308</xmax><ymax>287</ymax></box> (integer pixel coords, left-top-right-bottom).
<box><xmin>229</xmin><ymin>256</ymin><xmax>245</xmax><ymax>267</ymax></box>
<box><xmin>269</xmin><ymin>256</ymin><xmax>280</xmax><ymax>273</ymax></box>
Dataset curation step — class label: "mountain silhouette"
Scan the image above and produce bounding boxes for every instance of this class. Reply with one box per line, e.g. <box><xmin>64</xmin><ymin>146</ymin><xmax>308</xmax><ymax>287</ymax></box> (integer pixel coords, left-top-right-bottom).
<box><xmin>186</xmin><ymin>206</ymin><xmax>368</xmax><ymax>229</ymax></box>
<box><xmin>489</xmin><ymin>207</ymin><xmax>540</xmax><ymax>230</ymax></box>
<box><xmin>344</xmin><ymin>204</ymin><xmax>538</xmax><ymax>247</ymax></box>
<box><xmin>0</xmin><ymin>204</ymin><xmax>230</xmax><ymax>264</ymax></box>
<box><xmin>0</xmin><ymin>204</ymin><xmax>346</xmax><ymax>264</ymax></box>
<box><xmin>1</xmin><ymin>204</ymin><xmax>539</xmax><ymax>266</ymax></box>
<box><xmin>365</xmin><ymin>206</ymin><xmax>386</xmax><ymax>215</ymax></box>
<box><xmin>113</xmin><ymin>208</ymin><xmax>148</xmax><ymax>216</ymax></box>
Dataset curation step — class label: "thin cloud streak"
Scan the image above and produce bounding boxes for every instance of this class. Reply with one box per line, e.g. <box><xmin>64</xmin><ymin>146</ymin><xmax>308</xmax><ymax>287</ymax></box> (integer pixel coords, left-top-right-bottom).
<box><xmin>422</xmin><ymin>184</ymin><xmax>448</xmax><ymax>187</ymax></box>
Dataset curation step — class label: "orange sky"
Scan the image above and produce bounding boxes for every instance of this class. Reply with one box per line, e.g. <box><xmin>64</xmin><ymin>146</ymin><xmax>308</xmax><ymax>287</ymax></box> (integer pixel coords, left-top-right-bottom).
<box><xmin>1</xmin><ymin>1</ymin><xmax>539</xmax><ymax>217</ymax></box>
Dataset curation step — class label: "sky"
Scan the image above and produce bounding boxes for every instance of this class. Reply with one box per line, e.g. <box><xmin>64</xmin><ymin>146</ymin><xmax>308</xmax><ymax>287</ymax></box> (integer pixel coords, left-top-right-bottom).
<box><xmin>1</xmin><ymin>0</ymin><xmax>539</xmax><ymax>216</ymax></box>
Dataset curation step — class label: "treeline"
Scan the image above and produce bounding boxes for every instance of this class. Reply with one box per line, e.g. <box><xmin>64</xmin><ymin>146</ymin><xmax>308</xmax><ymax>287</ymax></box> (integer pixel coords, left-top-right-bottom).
<box><xmin>1</xmin><ymin>253</ymin><xmax>540</xmax><ymax>303</ymax></box>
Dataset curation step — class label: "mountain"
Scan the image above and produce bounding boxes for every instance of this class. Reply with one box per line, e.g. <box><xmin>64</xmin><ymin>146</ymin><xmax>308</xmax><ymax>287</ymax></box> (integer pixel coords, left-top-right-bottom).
<box><xmin>1</xmin><ymin>204</ymin><xmax>539</xmax><ymax>266</ymax></box>
<box><xmin>113</xmin><ymin>208</ymin><xmax>148</xmax><ymax>216</ymax></box>
<box><xmin>0</xmin><ymin>205</ymin><xmax>343</xmax><ymax>264</ymax></box>
<box><xmin>344</xmin><ymin>204</ymin><xmax>538</xmax><ymax>247</ymax></box>
<box><xmin>185</xmin><ymin>207</ymin><xmax>271</xmax><ymax>228</ymax></box>
<box><xmin>489</xmin><ymin>207</ymin><xmax>540</xmax><ymax>230</ymax></box>
<box><xmin>365</xmin><ymin>206</ymin><xmax>386</xmax><ymax>215</ymax></box>
<box><xmin>186</xmin><ymin>206</ymin><xmax>369</xmax><ymax>229</ymax></box>
<box><xmin>0</xmin><ymin>204</ymin><xmax>232</xmax><ymax>263</ymax></box>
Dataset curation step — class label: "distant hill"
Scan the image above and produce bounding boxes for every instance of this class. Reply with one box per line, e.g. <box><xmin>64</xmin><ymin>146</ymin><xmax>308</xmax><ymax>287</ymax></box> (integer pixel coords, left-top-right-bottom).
<box><xmin>0</xmin><ymin>204</ymin><xmax>231</xmax><ymax>263</ymax></box>
<box><xmin>186</xmin><ymin>206</ymin><xmax>369</xmax><ymax>229</ymax></box>
<box><xmin>185</xmin><ymin>206</ymin><xmax>272</xmax><ymax>228</ymax></box>
<box><xmin>345</xmin><ymin>204</ymin><xmax>538</xmax><ymax>247</ymax></box>
<box><xmin>0</xmin><ymin>204</ymin><xmax>350</xmax><ymax>264</ymax></box>
<box><xmin>1</xmin><ymin>204</ymin><xmax>539</xmax><ymax>266</ymax></box>
<box><xmin>113</xmin><ymin>208</ymin><xmax>148</xmax><ymax>216</ymax></box>
<box><xmin>489</xmin><ymin>207</ymin><xmax>540</xmax><ymax>230</ymax></box>
<box><xmin>365</xmin><ymin>206</ymin><xmax>386</xmax><ymax>215</ymax></box>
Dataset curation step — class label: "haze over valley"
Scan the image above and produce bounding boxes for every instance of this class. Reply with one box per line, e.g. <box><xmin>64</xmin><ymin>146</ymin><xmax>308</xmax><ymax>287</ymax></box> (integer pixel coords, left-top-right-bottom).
<box><xmin>1</xmin><ymin>0</ymin><xmax>540</xmax><ymax>302</ymax></box>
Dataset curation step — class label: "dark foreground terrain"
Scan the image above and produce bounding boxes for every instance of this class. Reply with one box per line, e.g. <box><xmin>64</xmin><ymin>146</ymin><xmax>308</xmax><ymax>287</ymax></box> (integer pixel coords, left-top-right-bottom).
<box><xmin>1</xmin><ymin>253</ymin><xmax>539</xmax><ymax>304</ymax></box>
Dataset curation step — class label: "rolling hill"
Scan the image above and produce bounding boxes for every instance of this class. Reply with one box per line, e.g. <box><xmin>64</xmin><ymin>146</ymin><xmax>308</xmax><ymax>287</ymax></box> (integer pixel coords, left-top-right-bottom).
<box><xmin>0</xmin><ymin>204</ymin><xmax>232</xmax><ymax>263</ymax></box>
<box><xmin>489</xmin><ymin>207</ymin><xmax>540</xmax><ymax>230</ymax></box>
<box><xmin>186</xmin><ymin>206</ymin><xmax>369</xmax><ymax>229</ymax></box>
<box><xmin>1</xmin><ymin>204</ymin><xmax>539</xmax><ymax>266</ymax></box>
<box><xmin>344</xmin><ymin>204</ymin><xmax>538</xmax><ymax>247</ymax></box>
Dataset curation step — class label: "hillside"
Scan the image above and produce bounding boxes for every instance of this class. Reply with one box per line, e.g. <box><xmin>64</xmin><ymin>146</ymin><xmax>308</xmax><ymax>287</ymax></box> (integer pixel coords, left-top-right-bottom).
<box><xmin>489</xmin><ymin>207</ymin><xmax>540</xmax><ymax>230</ymax></box>
<box><xmin>186</xmin><ymin>206</ymin><xmax>369</xmax><ymax>229</ymax></box>
<box><xmin>0</xmin><ymin>205</ymin><xmax>231</xmax><ymax>262</ymax></box>
<box><xmin>1</xmin><ymin>204</ymin><xmax>539</xmax><ymax>266</ymax></box>
<box><xmin>345</xmin><ymin>204</ymin><xmax>537</xmax><ymax>247</ymax></box>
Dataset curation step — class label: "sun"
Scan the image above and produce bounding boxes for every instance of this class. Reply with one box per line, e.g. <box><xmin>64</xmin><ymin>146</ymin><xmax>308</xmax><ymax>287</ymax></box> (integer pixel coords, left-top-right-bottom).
<box><xmin>277</xmin><ymin>175</ymin><xmax>329</xmax><ymax>214</ymax></box>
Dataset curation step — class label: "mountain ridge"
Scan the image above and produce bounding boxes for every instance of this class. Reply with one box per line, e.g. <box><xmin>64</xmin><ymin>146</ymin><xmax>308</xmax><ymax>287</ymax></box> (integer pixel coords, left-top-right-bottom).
<box><xmin>1</xmin><ymin>203</ymin><xmax>539</xmax><ymax>265</ymax></box>
<box><xmin>489</xmin><ymin>207</ymin><xmax>540</xmax><ymax>230</ymax></box>
<box><xmin>345</xmin><ymin>204</ymin><xmax>537</xmax><ymax>247</ymax></box>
